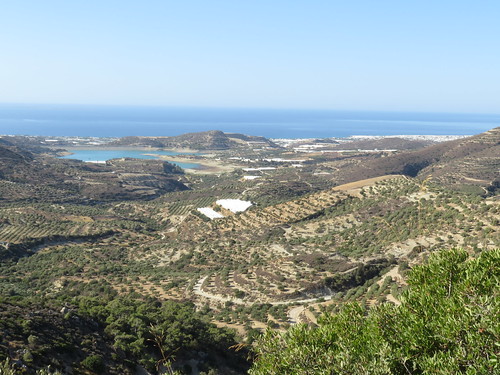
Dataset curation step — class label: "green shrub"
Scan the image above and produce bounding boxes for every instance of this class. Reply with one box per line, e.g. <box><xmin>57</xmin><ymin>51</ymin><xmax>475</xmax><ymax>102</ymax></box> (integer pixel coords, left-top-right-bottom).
<box><xmin>81</xmin><ymin>354</ymin><xmax>105</xmax><ymax>373</ymax></box>
<box><xmin>251</xmin><ymin>249</ymin><xmax>499</xmax><ymax>374</ymax></box>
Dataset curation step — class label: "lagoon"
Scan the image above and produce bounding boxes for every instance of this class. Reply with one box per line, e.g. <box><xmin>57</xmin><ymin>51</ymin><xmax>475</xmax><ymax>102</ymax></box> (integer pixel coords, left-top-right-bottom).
<box><xmin>59</xmin><ymin>149</ymin><xmax>201</xmax><ymax>169</ymax></box>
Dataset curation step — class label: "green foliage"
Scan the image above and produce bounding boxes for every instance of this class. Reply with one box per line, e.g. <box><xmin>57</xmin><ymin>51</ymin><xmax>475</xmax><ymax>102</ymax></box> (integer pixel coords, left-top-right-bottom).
<box><xmin>0</xmin><ymin>359</ymin><xmax>17</xmax><ymax>375</ymax></box>
<box><xmin>81</xmin><ymin>354</ymin><xmax>105</xmax><ymax>373</ymax></box>
<box><xmin>324</xmin><ymin>258</ymin><xmax>394</xmax><ymax>291</ymax></box>
<box><xmin>0</xmin><ymin>358</ymin><xmax>62</xmax><ymax>375</ymax></box>
<box><xmin>76</xmin><ymin>296</ymin><xmax>245</xmax><ymax>372</ymax></box>
<box><xmin>0</xmin><ymin>293</ymin><xmax>247</xmax><ymax>374</ymax></box>
<box><xmin>250</xmin><ymin>249</ymin><xmax>499</xmax><ymax>374</ymax></box>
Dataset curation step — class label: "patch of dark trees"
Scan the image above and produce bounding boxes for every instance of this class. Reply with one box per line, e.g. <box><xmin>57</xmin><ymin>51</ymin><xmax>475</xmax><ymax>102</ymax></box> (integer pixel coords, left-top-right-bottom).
<box><xmin>323</xmin><ymin>257</ymin><xmax>396</xmax><ymax>292</ymax></box>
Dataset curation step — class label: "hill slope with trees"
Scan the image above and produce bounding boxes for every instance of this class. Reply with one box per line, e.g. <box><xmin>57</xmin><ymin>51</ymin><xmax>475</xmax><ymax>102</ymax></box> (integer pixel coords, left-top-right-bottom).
<box><xmin>337</xmin><ymin>127</ymin><xmax>499</xmax><ymax>194</ymax></box>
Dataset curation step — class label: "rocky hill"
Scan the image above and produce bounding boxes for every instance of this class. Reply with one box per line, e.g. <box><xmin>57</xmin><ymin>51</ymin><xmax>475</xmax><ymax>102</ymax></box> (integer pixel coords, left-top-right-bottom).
<box><xmin>109</xmin><ymin>130</ymin><xmax>279</xmax><ymax>150</ymax></box>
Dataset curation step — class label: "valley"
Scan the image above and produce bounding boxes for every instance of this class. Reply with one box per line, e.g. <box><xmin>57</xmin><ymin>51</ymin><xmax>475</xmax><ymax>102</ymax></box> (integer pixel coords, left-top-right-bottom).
<box><xmin>0</xmin><ymin>129</ymin><xmax>498</xmax><ymax>374</ymax></box>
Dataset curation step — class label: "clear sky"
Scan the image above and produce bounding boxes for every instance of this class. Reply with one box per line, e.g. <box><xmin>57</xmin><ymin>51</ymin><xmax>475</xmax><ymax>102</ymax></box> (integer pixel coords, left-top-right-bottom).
<box><xmin>1</xmin><ymin>1</ymin><xmax>499</xmax><ymax>112</ymax></box>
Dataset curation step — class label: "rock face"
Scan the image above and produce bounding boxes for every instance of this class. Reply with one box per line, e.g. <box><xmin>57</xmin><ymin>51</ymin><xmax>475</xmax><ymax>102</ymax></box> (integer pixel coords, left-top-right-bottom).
<box><xmin>109</xmin><ymin>130</ymin><xmax>279</xmax><ymax>150</ymax></box>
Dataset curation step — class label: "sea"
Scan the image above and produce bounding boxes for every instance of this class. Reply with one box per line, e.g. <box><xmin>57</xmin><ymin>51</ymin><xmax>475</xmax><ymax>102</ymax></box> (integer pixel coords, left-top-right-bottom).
<box><xmin>0</xmin><ymin>104</ymin><xmax>498</xmax><ymax>139</ymax></box>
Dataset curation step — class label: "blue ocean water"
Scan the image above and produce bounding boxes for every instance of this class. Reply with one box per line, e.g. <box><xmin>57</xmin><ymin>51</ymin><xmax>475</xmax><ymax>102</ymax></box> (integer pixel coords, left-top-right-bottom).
<box><xmin>60</xmin><ymin>149</ymin><xmax>200</xmax><ymax>169</ymax></box>
<box><xmin>0</xmin><ymin>104</ymin><xmax>498</xmax><ymax>138</ymax></box>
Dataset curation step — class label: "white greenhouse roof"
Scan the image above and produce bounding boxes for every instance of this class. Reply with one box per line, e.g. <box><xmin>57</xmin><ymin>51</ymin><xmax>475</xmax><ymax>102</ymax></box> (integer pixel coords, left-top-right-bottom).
<box><xmin>216</xmin><ymin>199</ymin><xmax>253</xmax><ymax>213</ymax></box>
<box><xmin>197</xmin><ymin>207</ymin><xmax>225</xmax><ymax>220</ymax></box>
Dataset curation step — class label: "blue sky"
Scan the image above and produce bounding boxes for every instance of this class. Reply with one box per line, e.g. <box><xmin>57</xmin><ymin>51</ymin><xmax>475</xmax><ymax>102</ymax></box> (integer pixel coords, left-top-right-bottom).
<box><xmin>1</xmin><ymin>1</ymin><xmax>499</xmax><ymax>112</ymax></box>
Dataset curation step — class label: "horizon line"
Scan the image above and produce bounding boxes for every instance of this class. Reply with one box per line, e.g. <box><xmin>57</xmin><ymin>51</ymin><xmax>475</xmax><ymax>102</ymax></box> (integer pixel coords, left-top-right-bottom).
<box><xmin>0</xmin><ymin>102</ymin><xmax>499</xmax><ymax>116</ymax></box>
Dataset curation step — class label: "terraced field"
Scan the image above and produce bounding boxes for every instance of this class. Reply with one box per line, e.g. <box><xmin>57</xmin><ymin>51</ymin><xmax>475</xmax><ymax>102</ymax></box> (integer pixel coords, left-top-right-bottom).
<box><xmin>1</xmin><ymin>169</ymin><xmax>497</xmax><ymax>334</ymax></box>
<box><xmin>0</xmin><ymin>130</ymin><xmax>498</xmax><ymax>373</ymax></box>
<box><xmin>170</xmin><ymin>176</ymin><xmax>499</xmax><ymax>319</ymax></box>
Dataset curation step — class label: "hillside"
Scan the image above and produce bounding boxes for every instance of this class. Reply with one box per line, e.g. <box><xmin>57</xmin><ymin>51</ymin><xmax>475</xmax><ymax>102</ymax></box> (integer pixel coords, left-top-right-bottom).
<box><xmin>0</xmin><ymin>142</ymin><xmax>189</xmax><ymax>202</ymax></box>
<box><xmin>0</xmin><ymin>128</ymin><xmax>498</xmax><ymax>374</ymax></box>
<box><xmin>0</xmin><ymin>139</ymin><xmax>34</xmax><ymax>162</ymax></box>
<box><xmin>328</xmin><ymin>127</ymin><xmax>499</xmax><ymax>193</ymax></box>
<box><xmin>250</xmin><ymin>249</ymin><xmax>499</xmax><ymax>374</ymax></box>
<box><xmin>329</xmin><ymin>137</ymin><xmax>435</xmax><ymax>150</ymax></box>
<box><xmin>0</xmin><ymin>298</ymin><xmax>249</xmax><ymax>374</ymax></box>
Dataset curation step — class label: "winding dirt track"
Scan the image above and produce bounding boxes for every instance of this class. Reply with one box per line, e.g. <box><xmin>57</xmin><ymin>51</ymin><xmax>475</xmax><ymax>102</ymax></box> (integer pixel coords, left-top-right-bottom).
<box><xmin>193</xmin><ymin>276</ymin><xmax>332</xmax><ymax>323</ymax></box>
<box><xmin>192</xmin><ymin>176</ymin><xmax>403</xmax><ymax>323</ymax></box>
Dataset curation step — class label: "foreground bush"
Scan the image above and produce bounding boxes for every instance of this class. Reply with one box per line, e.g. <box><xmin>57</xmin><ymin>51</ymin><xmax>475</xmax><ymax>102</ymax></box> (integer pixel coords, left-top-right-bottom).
<box><xmin>250</xmin><ymin>249</ymin><xmax>499</xmax><ymax>374</ymax></box>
